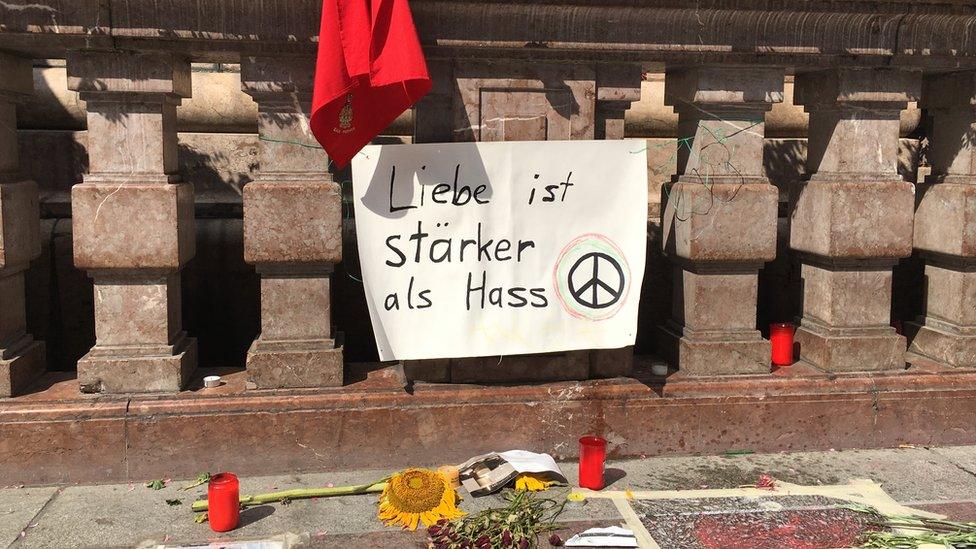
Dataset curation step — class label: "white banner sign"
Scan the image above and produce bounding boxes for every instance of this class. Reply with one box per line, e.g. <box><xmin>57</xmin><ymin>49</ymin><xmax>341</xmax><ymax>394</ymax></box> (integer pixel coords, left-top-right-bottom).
<box><xmin>351</xmin><ymin>140</ymin><xmax>647</xmax><ymax>361</ymax></box>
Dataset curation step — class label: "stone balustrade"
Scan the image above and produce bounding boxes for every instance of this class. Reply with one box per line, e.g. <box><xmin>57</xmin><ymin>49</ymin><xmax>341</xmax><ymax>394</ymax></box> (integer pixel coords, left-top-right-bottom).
<box><xmin>0</xmin><ymin>0</ymin><xmax>975</xmax><ymax>394</ymax></box>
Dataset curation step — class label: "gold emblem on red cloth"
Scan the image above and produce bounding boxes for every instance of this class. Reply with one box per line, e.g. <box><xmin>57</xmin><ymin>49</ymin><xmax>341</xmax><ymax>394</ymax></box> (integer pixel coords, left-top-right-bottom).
<box><xmin>335</xmin><ymin>93</ymin><xmax>355</xmax><ymax>133</ymax></box>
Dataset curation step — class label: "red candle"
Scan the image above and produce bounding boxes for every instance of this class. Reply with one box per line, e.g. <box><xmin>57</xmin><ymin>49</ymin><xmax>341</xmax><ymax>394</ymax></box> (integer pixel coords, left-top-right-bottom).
<box><xmin>207</xmin><ymin>472</ymin><xmax>240</xmax><ymax>532</ymax></box>
<box><xmin>578</xmin><ymin>436</ymin><xmax>607</xmax><ymax>490</ymax></box>
<box><xmin>770</xmin><ymin>322</ymin><xmax>795</xmax><ymax>366</ymax></box>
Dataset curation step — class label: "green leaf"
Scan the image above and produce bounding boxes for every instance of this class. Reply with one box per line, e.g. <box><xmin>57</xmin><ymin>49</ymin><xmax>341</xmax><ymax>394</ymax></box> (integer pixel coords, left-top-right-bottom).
<box><xmin>146</xmin><ymin>479</ymin><xmax>166</xmax><ymax>490</ymax></box>
<box><xmin>194</xmin><ymin>513</ymin><xmax>208</xmax><ymax>524</ymax></box>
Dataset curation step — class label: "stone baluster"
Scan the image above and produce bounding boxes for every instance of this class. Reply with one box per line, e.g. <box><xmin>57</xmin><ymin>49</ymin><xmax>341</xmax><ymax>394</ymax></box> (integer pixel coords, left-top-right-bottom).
<box><xmin>591</xmin><ymin>64</ymin><xmax>643</xmax><ymax>377</ymax></box>
<box><xmin>241</xmin><ymin>56</ymin><xmax>343</xmax><ymax>388</ymax></box>
<box><xmin>907</xmin><ymin>71</ymin><xmax>976</xmax><ymax>367</ymax></box>
<box><xmin>596</xmin><ymin>65</ymin><xmax>642</xmax><ymax>141</ymax></box>
<box><xmin>791</xmin><ymin>68</ymin><xmax>919</xmax><ymax>371</ymax></box>
<box><xmin>658</xmin><ymin>66</ymin><xmax>782</xmax><ymax>375</ymax></box>
<box><xmin>67</xmin><ymin>51</ymin><xmax>197</xmax><ymax>393</ymax></box>
<box><xmin>0</xmin><ymin>53</ymin><xmax>45</xmax><ymax>397</ymax></box>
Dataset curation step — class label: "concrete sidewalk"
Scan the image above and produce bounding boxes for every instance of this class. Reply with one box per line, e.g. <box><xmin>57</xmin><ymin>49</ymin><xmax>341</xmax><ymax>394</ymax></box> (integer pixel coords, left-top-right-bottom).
<box><xmin>4</xmin><ymin>445</ymin><xmax>976</xmax><ymax>548</ymax></box>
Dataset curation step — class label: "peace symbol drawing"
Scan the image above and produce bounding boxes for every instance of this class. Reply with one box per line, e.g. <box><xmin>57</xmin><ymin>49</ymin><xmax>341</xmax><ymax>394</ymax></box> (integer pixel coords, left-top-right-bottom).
<box><xmin>553</xmin><ymin>234</ymin><xmax>631</xmax><ymax>321</ymax></box>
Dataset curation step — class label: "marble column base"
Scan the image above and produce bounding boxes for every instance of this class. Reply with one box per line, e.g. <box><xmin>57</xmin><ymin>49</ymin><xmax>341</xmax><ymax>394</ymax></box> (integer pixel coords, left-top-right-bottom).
<box><xmin>0</xmin><ymin>337</ymin><xmax>45</xmax><ymax>397</ymax></box>
<box><xmin>246</xmin><ymin>339</ymin><xmax>344</xmax><ymax>389</ymax></box>
<box><xmin>658</xmin><ymin>321</ymin><xmax>769</xmax><ymax>376</ymax></box>
<box><xmin>795</xmin><ymin>319</ymin><xmax>905</xmax><ymax>372</ymax></box>
<box><xmin>906</xmin><ymin>320</ymin><xmax>976</xmax><ymax>369</ymax></box>
<box><xmin>77</xmin><ymin>332</ymin><xmax>197</xmax><ymax>394</ymax></box>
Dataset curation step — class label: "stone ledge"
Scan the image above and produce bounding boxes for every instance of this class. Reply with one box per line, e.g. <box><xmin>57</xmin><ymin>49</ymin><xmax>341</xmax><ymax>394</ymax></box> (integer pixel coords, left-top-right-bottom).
<box><xmin>2</xmin><ymin>358</ymin><xmax>976</xmax><ymax>485</ymax></box>
<box><xmin>1</xmin><ymin>2</ymin><xmax>975</xmax><ymax>68</ymax></box>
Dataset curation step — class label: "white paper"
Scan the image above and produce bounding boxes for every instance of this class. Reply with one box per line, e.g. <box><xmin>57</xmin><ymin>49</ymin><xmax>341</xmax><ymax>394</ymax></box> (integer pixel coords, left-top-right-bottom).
<box><xmin>352</xmin><ymin>140</ymin><xmax>648</xmax><ymax>361</ymax></box>
<box><xmin>565</xmin><ymin>526</ymin><xmax>638</xmax><ymax>547</ymax></box>
<box><xmin>498</xmin><ymin>450</ymin><xmax>565</xmax><ymax>480</ymax></box>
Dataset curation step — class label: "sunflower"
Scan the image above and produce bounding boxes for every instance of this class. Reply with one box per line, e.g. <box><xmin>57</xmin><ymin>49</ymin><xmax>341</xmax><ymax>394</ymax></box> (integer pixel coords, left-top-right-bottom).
<box><xmin>378</xmin><ymin>468</ymin><xmax>464</xmax><ymax>530</ymax></box>
<box><xmin>514</xmin><ymin>472</ymin><xmax>559</xmax><ymax>492</ymax></box>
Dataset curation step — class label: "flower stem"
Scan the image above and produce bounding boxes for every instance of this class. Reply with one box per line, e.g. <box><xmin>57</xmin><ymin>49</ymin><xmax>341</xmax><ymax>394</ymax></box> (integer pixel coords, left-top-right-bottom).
<box><xmin>190</xmin><ymin>481</ymin><xmax>387</xmax><ymax>512</ymax></box>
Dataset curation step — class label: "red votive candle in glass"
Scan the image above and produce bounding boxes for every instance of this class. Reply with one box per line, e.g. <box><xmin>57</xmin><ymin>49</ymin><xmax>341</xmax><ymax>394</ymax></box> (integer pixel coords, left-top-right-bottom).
<box><xmin>207</xmin><ymin>472</ymin><xmax>240</xmax><ymax>532</ymax></box>
<box><xmin>579</xmin><ymin>436</ymin><xmax>607</xmax><ymax>490</ymax></box>
<box><xmin>770</xmin><ymin>322</ymin><xmax>795</xmax><ymax>366</ymax></box>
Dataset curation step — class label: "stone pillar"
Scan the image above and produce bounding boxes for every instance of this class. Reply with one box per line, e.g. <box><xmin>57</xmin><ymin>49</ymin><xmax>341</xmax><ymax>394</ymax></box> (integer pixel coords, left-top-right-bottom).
<box><xmin>658</xmin><ymin>66</ymin><xmax>782</xmax><ymax>375</ymax></box>
<box><xmin>907</xmin><ymin>71</ymin><xmax>976</xmax><ymax>368</ymax></box>
<box><xmin>791</xmin><ymin>68</ymin><xmax>919</xmax><ymax>371</ymax></box>
<box><xmin>0</xmin><ymin>53</ymin><xmax>44</xmax><ymax>397</ymax></box>
<box><xmin>591</xmin><ymin>64</ymin><xmax>643</xmax><ymax>376</ymax></box>
<box><xmin>596</xmin><ymin>65</ymin><xmax>642</xmax><ymax>141</ymax></box>
<box><xmin>241</xmin><ymin>56</ymin><xmax>343</xmax><ymax>389</ymax></box>
<box><xmin>67</xmin><ymin>51</ymin><xmax>197</xmax><ymax>393</ymax></box>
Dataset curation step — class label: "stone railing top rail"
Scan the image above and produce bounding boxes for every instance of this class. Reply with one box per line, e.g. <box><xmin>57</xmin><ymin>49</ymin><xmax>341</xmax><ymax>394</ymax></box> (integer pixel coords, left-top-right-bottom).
<box><xmin>0</xmin><ymin>0</ymin><xmax>973</xmax><ymax>68</ymax></box>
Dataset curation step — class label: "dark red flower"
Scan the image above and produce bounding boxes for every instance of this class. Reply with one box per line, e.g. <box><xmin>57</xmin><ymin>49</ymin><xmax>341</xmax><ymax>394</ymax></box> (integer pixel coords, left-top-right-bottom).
<box><xmin>549</xmin><ymin>533</ymin><xmax>563</xmax><ymax>546</ymax></box>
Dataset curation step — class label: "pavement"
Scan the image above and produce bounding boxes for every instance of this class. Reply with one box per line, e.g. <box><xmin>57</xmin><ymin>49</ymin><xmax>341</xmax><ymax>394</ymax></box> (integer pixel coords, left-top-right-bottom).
<box><xmin>3</xmin><ymin>445</ymin><xmax>976</xmax><ymax>548</ymax></box>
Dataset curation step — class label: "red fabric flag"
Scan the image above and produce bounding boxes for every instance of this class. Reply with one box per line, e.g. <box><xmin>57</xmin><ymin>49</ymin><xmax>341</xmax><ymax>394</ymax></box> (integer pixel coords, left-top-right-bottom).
<box><xmin>311</xmin><ymin>0</ymin><xmax>431</xmax><ymax>168</ymax></box>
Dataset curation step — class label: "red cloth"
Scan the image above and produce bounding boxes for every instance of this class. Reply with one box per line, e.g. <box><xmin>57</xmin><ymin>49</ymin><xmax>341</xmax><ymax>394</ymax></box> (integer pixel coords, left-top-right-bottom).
<box><xmin>311</xmin><ymin>0</ymin><xmax>431</xmax><ymax>168</ymax></box>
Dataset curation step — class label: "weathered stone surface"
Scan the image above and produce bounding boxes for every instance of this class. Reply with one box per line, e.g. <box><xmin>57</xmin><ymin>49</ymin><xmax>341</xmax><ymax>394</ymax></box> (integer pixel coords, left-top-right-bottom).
<box><xmin>0</xmin><ymin>54</ymin><xmax>45</xmax><ymax>396</ymax></box>
<box><xmin>18</xmin><ymin>67</ymin><xmax>920</xmax><ymax>140</ymax></box>
<box><xmin>918</xmin><ymin>262</ymin><xmax>976</xmax><ymax>330</ymax></box>
<box><xmin>66</xmin><ymin>51</ymin><xmax>191</xmax><ymax>97</ymax></box>
<box><xmin>92</xmin><ymin>275</ymin><xmax>183</xmax><ymax>347</ymax></box>
<box><xmin>0</xmin><ymin>54</ymin><xmax>31</xmax><ymax>97</ymax></box>
<box><xmin>907</xmin><ymin>72</ymin><xmax>976</xmax><ymax>369</ymax></box>
<box><xmin>914</xmin><ymin>180</ymin><xmax>976</xmax><ymax>258</ymax></box>
<box><xmin>246</xmin><ymin>344</ymin><xmax>343</xmax><ymax>389</ymax></box>
<box><xmin>795</xmin><ymin>68</ymin><xmax>921</xmax><ymax>109</ymax></box>
<box><xmin>794</xmin><ymin>321</ymin><xmax>906</xmax><ymax>372</ymax></box>
<box><xmin>922</xmin><ymin>73</ymin><xmax>976</xmax><ymax>179</ymax></box>
<box><xmin>241</xmin><ymin>56</ymin><xmax>344</xmax><ymax>389</ymax></box>
<box><xmin>451</xmin><ymin>351</ymin><xmax>590</xmax><ymax>383</ymax></box>
<box><xmin>402</xmin><ymin>359</ymin><xmax>450</xmax><ymax>383</ymax></box>
<box><xmin>662</xmin><ymin>181</ymin><xmax>778</xmax><ymax>263</ymax></box>
<box><xmin>666</xmin><ymin>66</ymin><xmax>785</xmax><ymax>109</ymax></box>
<box><xmin>798</xmin><ymin>262</ymin><xmax>894</xmax><ymax>328</ymax></box>
<box><xmin>589</xmin><ymin>346</ymin><xmax>634</xmax><ymax>378</ymax></box>
<box><xmin>77</xmin><ymin>334</ymin><xmax>197</xmax><ymax>393</ymax></box>
<box><xmin>243</xmin><ymin>181</ymin><xmax>342</xmax><ymax>265</ymax></box>
<box><xmin>8</xmin><ymin>363</ymin><xmax>976</xmax><ymax>484</ymax></box>
<box><xmin>72</xmin><ymin>182</ymin><xmax>195</xmax><ymax>270</ymax></box>
<box><xmin>257</xmin><ymin>272</ymin><xmax>332</xmax><ymax>342</ymax></box>
<box><xmin>906</xmin><ymin>322</ymin><xmax>976</xmax><ymax>369</ymax></box>
<box><xmin>671</xmin><ymin>267</ymin><xmax>760</xmax><ymax>331</ymax></box>
<box><xmin>795</xmin><ymin>69</ymin><xmax>920</xmax><ymax>178</ymax></box>
<box><xmin>67</xmin><ymin>51</ymin><xmax>197</xmax><ymax>393</ymax></box>
<box><xmin>0</xmin><ymin>180</ymin><xmax>41</xmax><ymax>269</ymax></box>
<box><xmin>661</xmin><ymin>325</ymin><xmax>770</xmax><ymax>376</ymax></box>
<box><xmin>0</xmin><ymin>339</ymin><xmax>44</xmax><ymax>397</ymax></box>
<box><xmin>454</xmin><ymin>61</ymin><xmax>596</xmax><ymax>142</ymax></box>
<box><xmin>83</xmin><ymin>99</ymin><xmax>182</xmax><ymax>177</ymax></box>
<box><xmin>0</xmin><ymin>272</ymin><xmax>27</xmax><ymax>344</ymax></box>
<box><xmin>659</xmin><ymin>67</ymin><xmax>781</xmax><ymax>376</ymax></box>
<box><xmin>789</xmin><ymin>68</ymin><xmax>918</xmax><ymax>372</ymax></box>
<box><xmin>790</xmin><ymin>179</ymin><xmax>915</xmax><ymax>259</ymax></box>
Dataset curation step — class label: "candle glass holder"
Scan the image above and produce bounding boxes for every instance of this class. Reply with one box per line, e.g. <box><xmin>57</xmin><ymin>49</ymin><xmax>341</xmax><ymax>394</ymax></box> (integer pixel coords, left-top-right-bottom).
<box><xmin>579</xmin><ymin>436</ymin><xmax>607</xmax><ymax>490</ymax></box>
<box><xmin>770</xmin><ymin>322</ymin><xmax>795</xmax><ymax>366</ymax></box>
<box><xmin>207</xmin><ymin>472</ymin><xmax>240</xmax><ymax>532</ymax></box>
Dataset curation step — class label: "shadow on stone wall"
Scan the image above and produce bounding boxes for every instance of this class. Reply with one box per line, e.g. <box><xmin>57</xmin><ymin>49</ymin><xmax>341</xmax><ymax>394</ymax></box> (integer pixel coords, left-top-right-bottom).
<box><xmin>26</xmin><ymin>219</ymin><xmax>94</xmax><ymax>372</ymax></box>
<box><xmin>182</xmin><ymin>219</ymin><xmax>261</xmax><ymax>367</ymax></box>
